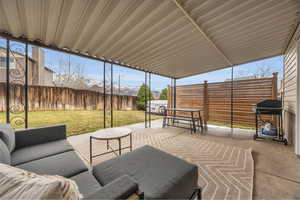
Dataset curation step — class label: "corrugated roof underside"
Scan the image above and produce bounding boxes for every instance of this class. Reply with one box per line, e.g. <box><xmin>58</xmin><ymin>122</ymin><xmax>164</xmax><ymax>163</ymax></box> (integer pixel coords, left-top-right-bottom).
<box><xmin>0</xmin><ymin>0</ymin><xmax>299</xmax><ymax>78</ymax></box>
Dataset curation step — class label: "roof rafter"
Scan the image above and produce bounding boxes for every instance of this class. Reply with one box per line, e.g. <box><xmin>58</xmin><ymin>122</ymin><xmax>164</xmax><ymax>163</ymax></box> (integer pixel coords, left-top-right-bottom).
<box><xmin>172</xmin><ymin>0</ymin><xmax>234</xmax><ymax>66</ymax></box>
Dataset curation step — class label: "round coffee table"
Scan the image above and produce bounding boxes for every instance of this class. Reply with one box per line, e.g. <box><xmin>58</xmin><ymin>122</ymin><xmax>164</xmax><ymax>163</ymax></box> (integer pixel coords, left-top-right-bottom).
<box><xmin>89</xmin><ymin>127</ymin><xmax>132</xmax><ymax>164</ymax></box>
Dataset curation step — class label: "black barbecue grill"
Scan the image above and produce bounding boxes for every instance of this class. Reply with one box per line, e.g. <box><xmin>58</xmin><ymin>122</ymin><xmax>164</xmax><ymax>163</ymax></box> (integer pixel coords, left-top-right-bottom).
<box><xmin>254</xmin><ymin>99</ymin><xmax>287</xmax><ymax>145</ymax></box>
<box><xmin>255</xmin><ymin>99</ymin><xmax>282</xmax><ymax>114</ymax></box>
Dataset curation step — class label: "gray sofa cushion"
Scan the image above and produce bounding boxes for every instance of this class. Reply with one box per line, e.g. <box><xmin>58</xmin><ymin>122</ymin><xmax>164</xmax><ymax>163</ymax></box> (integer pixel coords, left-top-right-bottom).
<box><xmin>0</xmin><ymin>139</ymin><xmax>11</xmax><ymax>165</ymax></box>
<box><xmin>14</xmin><ymin>125</ymin><xmax>67</xmax><ymax>150</ymax></box>
<box><xmin>0</xmin><ymin>124</ymin><xmax>15</xmax><ymax>152</ymax></box>
<box><xmin>11</xmin><ymin>139</ymin><xmax>73</xmax><ymax>166</ymax></box>
<box><xmin>70</xmin><ymin>171</ymin><xmax>102</xmax><ymax>197</ymax></box>
<box><xmin>84</xmin><ymin>175</ymin><xmax>138</xmax><ymax>200</ymax></box>
<box><xmin>16</xmin><ymin>151</ymin><xmax>88</xmax><ymax>178</ymax></box>
<box><xmin>93</xmin><ymin>145</ymin><xmax>198</xmax><ymax>199</ymax></box>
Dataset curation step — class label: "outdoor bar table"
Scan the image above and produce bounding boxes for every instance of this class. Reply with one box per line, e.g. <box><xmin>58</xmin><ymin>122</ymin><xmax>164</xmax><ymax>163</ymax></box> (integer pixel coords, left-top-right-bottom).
<box><xmin>163</xmin><ymin>108</ymin><xmax>203</xmax><ymax>133</ymax></box>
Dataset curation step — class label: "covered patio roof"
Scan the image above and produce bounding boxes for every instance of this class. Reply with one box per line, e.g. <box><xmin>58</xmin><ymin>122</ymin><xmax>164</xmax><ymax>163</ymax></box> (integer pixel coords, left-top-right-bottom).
<box><xmin>0</xmin><ymin>0</ymin><xmax>299</xmax><ymax>78</ymax></box>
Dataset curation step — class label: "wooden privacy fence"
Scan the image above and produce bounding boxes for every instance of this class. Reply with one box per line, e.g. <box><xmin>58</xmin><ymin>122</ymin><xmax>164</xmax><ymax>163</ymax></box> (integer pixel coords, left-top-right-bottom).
<box><xmin>0</xmin><ymin>83</ymin><xmax>137</xmax><ymax>112</ymax></box>
<box><xmin>168</xmin><ymin>73</ymin><xmax>278</xmax><ymax>128</ymax></box>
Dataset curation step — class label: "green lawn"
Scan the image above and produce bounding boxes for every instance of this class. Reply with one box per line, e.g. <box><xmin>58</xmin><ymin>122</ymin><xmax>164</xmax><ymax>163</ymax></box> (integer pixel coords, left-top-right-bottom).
<box><xmin>0</xmin><ymin>110</ymin><xmax>162</xmax><ymax>136</ymax></box>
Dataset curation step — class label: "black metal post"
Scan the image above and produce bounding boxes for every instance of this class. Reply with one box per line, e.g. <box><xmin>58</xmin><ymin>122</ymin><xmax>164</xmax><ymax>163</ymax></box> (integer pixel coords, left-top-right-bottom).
<box><xmin>144</xmin><ymin>72</ymin><xmax>147</xmax><ymax>128</ymax></box>
<box><xmin>173</xmin><ymin>78</ymin><xmax>177</xmax><ymax>118</ymax></box>
<box><xmin>171</xmin><ymin>78</ymin><xmax>174</xmax><ymax>109</ymax></box>
<box><xmin>149</xmin><ymin>73</ymin><xmax>151</xmax><ymax>127</ymax></box>
<box><xmin>103</xmin><ymin>62</ymin><xmax>106</xmax><ymax>129</ymax></box>
<box><xmin>25</xmin><ymin>43</ymin><xmax>28</xmax><ymax>128</ymax></box>
<box><xmin>6</xmin><ymin>39</ymin><xmax>10</xmax><ymax>123</ymax></box>
<box><xmin>111</xmin><ymin>63</ymin><xmax>113</xmax><ymax>128</ymax></box>
<box><xmin>174</xmin><ymin>78</ymin><xmax>176</xmax><ymax>109</ymax></box>
<box><xmin>231</xmin><ymin>66</ymin><xmax>234</xmax><ymax>131</ymax></box>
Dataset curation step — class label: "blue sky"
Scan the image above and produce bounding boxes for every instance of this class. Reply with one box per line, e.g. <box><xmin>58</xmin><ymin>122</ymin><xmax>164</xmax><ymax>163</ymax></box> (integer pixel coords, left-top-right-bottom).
<box><xmin>43</xmin><ymin>48</ymin><xmax>172</xmax><ymax>90</ymax></box>
<box><xmin>177</xmin><ymin>56</ymin><xmax>283</xmax><ymax>86</ymax></box>
<box><xmin>43</xmin><ymin>47</ymin><xmax>283</xmax><ymax>91</ymax></box>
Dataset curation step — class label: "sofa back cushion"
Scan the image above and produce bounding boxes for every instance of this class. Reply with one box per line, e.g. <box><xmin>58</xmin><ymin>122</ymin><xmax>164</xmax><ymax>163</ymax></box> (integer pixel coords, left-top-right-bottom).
<box><xmin>0</xmin><ymin>124</ymin><xmax>15</xmax><ymax>152</ymax></box>
<box><xmin>0</xmin><ymin>163</ymin><xmax>82</xmax><ymax>199</ymax></box>
<box><xmin>0</xmin><ymin>139</ymin><xmax>10</xmax><ymax>165</ymax></box>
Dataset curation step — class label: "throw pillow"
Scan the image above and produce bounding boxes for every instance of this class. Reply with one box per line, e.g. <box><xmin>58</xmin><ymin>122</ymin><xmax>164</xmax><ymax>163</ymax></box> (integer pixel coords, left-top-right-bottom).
<box><xmin>0</xmin><ymin>164</ymin><xmax>82</xmax><ymax>200</ymax></box>
<box><xmin>0</xmin><ymin>124</ymin><xmax>15</xmax><ymax>152</ymax></box>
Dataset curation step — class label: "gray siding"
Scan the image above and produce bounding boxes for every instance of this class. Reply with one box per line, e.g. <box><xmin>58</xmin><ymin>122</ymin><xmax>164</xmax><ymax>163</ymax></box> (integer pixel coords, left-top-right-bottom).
<box><xmin>283</xmin><ymin>39</ymin><xmax>298</xmax><ymax>144</ymax></box>
<box><xmin>284</xmin><ymin>43</ymin><xmax>298</xmax><ymax>113</ymax></box>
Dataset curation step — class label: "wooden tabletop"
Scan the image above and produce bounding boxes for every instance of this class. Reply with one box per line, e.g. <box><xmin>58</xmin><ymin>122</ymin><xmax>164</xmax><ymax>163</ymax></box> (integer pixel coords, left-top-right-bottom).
<box><xmin>165</xmin><ymin>108</ymin><xmax>203</xmax><ymax>112</ymax></box>
<box><xmin>91</xmin><ymin>127</ymin><xmax>132</xmax><ymax>140</ymax></box>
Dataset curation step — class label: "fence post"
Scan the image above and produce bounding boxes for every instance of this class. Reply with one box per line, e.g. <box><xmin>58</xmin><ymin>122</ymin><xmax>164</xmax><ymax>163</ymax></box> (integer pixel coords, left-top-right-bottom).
<box><xmin>272</xmin><ymin>72</ymin><xmax>278</xmax><ymax>127</ymax></box>
<box><xmin>203</xmin><ymin>80</ymin><xmax>208</xmax><ymax>130</ymax></box>
<box><xmin>167</xmin><ymin>85</ymin><xmax>173</xmax><ymax>116</ymax></box>
<box><xmin>272</xmin><ymin>72</ymin><xmax>278</xmax><ymax>99</ymax></box>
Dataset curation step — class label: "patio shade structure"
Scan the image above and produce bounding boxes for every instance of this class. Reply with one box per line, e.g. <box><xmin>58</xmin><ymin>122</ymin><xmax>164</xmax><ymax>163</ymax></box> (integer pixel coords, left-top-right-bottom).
<box><xmin>0</xmin><ymin>0</ymin><xmax>299</xmax><ymax>79</ymax></box>
<box><xmin>0</xmin><ymin>0</ymin><xmax>299</xmax><ymax>134</ymax></box>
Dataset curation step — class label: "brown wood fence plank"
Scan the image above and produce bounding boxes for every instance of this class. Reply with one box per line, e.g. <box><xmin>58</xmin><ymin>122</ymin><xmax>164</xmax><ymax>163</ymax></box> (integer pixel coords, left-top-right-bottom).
<box><xmin>169</xmin><ymin>75</ymin><xmax>277</xmax><ymax>128</ymax></box>
<box><xmin>0</xmin><ymin>83</ymin><xmax>137</xmax><ymax>112</ymax></box>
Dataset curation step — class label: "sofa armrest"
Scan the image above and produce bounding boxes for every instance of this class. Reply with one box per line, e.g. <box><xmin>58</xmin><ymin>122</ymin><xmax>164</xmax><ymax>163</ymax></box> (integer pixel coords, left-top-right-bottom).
<box><xmin>84</xmin><ymin>175</ymin><xmax>139</xmax><ymax>200</ymax></box>
<box><xmin>15</xmin><ymin>125</ymin><xmax>67</xmax><ymax>149</ymax></box>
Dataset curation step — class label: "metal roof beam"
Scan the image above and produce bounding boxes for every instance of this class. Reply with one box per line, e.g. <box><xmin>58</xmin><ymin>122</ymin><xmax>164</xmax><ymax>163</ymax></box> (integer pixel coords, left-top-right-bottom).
<box><xmin>172</xmin><ymin>0</ymin><xmax>233</xmax><ymax>66</ymax></box>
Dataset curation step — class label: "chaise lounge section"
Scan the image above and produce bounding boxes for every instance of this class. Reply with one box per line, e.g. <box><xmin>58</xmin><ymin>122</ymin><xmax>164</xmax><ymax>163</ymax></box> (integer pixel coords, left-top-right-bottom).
<box><xmin>0</xmin><ymin>124</ymin><xmax>200</xmax><ymax>199</ymax></box>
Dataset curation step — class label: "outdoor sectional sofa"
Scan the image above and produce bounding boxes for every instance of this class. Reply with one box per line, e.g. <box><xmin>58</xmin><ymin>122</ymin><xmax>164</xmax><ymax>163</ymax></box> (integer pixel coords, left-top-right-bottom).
<box><xmin>0</xmin><ymin>124</ymin><xmax>201</xmax><ymax>199</ymax></box>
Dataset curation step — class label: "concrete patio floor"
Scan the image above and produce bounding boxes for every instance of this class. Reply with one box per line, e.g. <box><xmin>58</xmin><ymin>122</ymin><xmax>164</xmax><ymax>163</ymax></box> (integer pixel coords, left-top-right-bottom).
<box><xmin>68</xmin><ymin>120</ymin><xmax>300</xmax><ymax>200</ymax></box>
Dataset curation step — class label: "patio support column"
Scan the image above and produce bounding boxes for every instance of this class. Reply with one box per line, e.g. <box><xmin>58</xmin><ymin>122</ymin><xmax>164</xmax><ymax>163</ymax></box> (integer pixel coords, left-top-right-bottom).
<box><xmin>174</xmin><ymin>79</ymin><xmax>177</xmax><ymax>109</ymax></box>
<box><xmin>231</xmin><ymin>66</ymin><xmax>234</xmax><ymax>132</ymax></box>
<box><xmin>144</xmin><ymin>72</ymin><xmax>148</xmax><ymax>128</ymax></box>
<box><xmin>170</xmin><ymin>79</ymin><xmax>173</xmax><ymax>110</ymax></box>
<box><xmin>203</xmin><ymin>80</ymin><xmax>208</xmax><ymax>130</ymax></box>
<box><xmin>111</xmin><ymin>63</ymin><xmax>113</xmax><ymax>128</ymax></box>
<box><xmin>5</xmin><ymin>39</ymin><xmax>10</xmax><ymax>123</ymax></box>
<box><xmin>25</xmin><ymin>43</ymin><xmax>28</xmax><ymax>128</ymax></box>
<box><xmin>103</xmin><ymin>62</ymin><xmax>106</xmax><ymax>129</ymax></box>
<box><xmin>149</xmin><ymin>73</ymin><xmax>151</xmax><ymax>127</ymax></box>
<box><xmin>173</xmin><ymin>78</ymin><xmax>176</xmax><ymax>117</ymax></box>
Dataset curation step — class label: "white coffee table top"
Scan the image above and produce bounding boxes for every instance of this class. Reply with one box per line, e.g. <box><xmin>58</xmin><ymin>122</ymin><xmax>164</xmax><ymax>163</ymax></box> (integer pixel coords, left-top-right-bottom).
<box><xmin>91</xmin><ymin>127</ymin><xmax>132</xmax><ymax>140</ymax></box>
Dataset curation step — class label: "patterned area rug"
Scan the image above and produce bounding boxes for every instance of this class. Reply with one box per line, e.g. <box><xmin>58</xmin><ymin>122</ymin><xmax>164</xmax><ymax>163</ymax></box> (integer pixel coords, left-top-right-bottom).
<box><xmin>70</xmin><ymin>127</ymin><xmax>254</xmax><ymax>200</ymax></box>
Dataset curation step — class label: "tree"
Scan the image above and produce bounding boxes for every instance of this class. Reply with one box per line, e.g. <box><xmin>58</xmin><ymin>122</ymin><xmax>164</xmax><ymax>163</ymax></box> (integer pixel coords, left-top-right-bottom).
<box><xmin>52</xmin><ymin>54</ymin><xmax>90</xmax><ymax>90</ymax></box>
<box><xmin>159</xmin><ymin>88</ymin><xmax>168</xmax><ymax>100</ymax></box>
<box><xmin>254</xmin><ymin>62</ymin><xmax>273</xmax><ymax>78</ymax></box>
<box><xmin>234</xmin><ymin>61</ymin><xmax>275</xmax><ymax>79</ymax></box>
<box><xmin>136</xmin><ymin>84</ymin><xmax>154</xmax><ymax>110</ymax></box>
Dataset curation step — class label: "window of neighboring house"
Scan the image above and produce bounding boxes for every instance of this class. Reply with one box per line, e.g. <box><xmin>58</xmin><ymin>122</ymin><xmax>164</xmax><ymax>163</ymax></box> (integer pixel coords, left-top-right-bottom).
<box><xmin>0</xmin><ymin>56</ymin><xmax>16</xmax><ymax>69</ymax></box>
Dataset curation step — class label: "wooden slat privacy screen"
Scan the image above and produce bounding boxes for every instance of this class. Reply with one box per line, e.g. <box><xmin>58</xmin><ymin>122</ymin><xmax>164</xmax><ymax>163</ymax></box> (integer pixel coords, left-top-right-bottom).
<box><xmin>168</xmin><ymin>73</ymin><xmax>278</xmax><ymax>128</ymax></box>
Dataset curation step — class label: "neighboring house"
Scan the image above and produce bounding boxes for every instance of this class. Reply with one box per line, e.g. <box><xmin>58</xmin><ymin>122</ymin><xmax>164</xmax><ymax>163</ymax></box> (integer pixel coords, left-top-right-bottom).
<box><xmin>0</xmin><ymin>46</ymin><xmax>54</xmax><ymax>86</ymax></box>
<box><xmin>43</xmin><ymin>67</ymin><xmax>54</xmax><ymax>86</ymax></box>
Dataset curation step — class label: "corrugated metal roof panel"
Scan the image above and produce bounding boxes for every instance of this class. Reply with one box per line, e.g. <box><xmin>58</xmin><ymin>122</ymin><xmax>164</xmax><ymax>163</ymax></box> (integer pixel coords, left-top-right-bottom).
<box><xmin>0</xmin><ymin>0</ymin><xmax>299</xmax><ymax>78</ymax></box>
